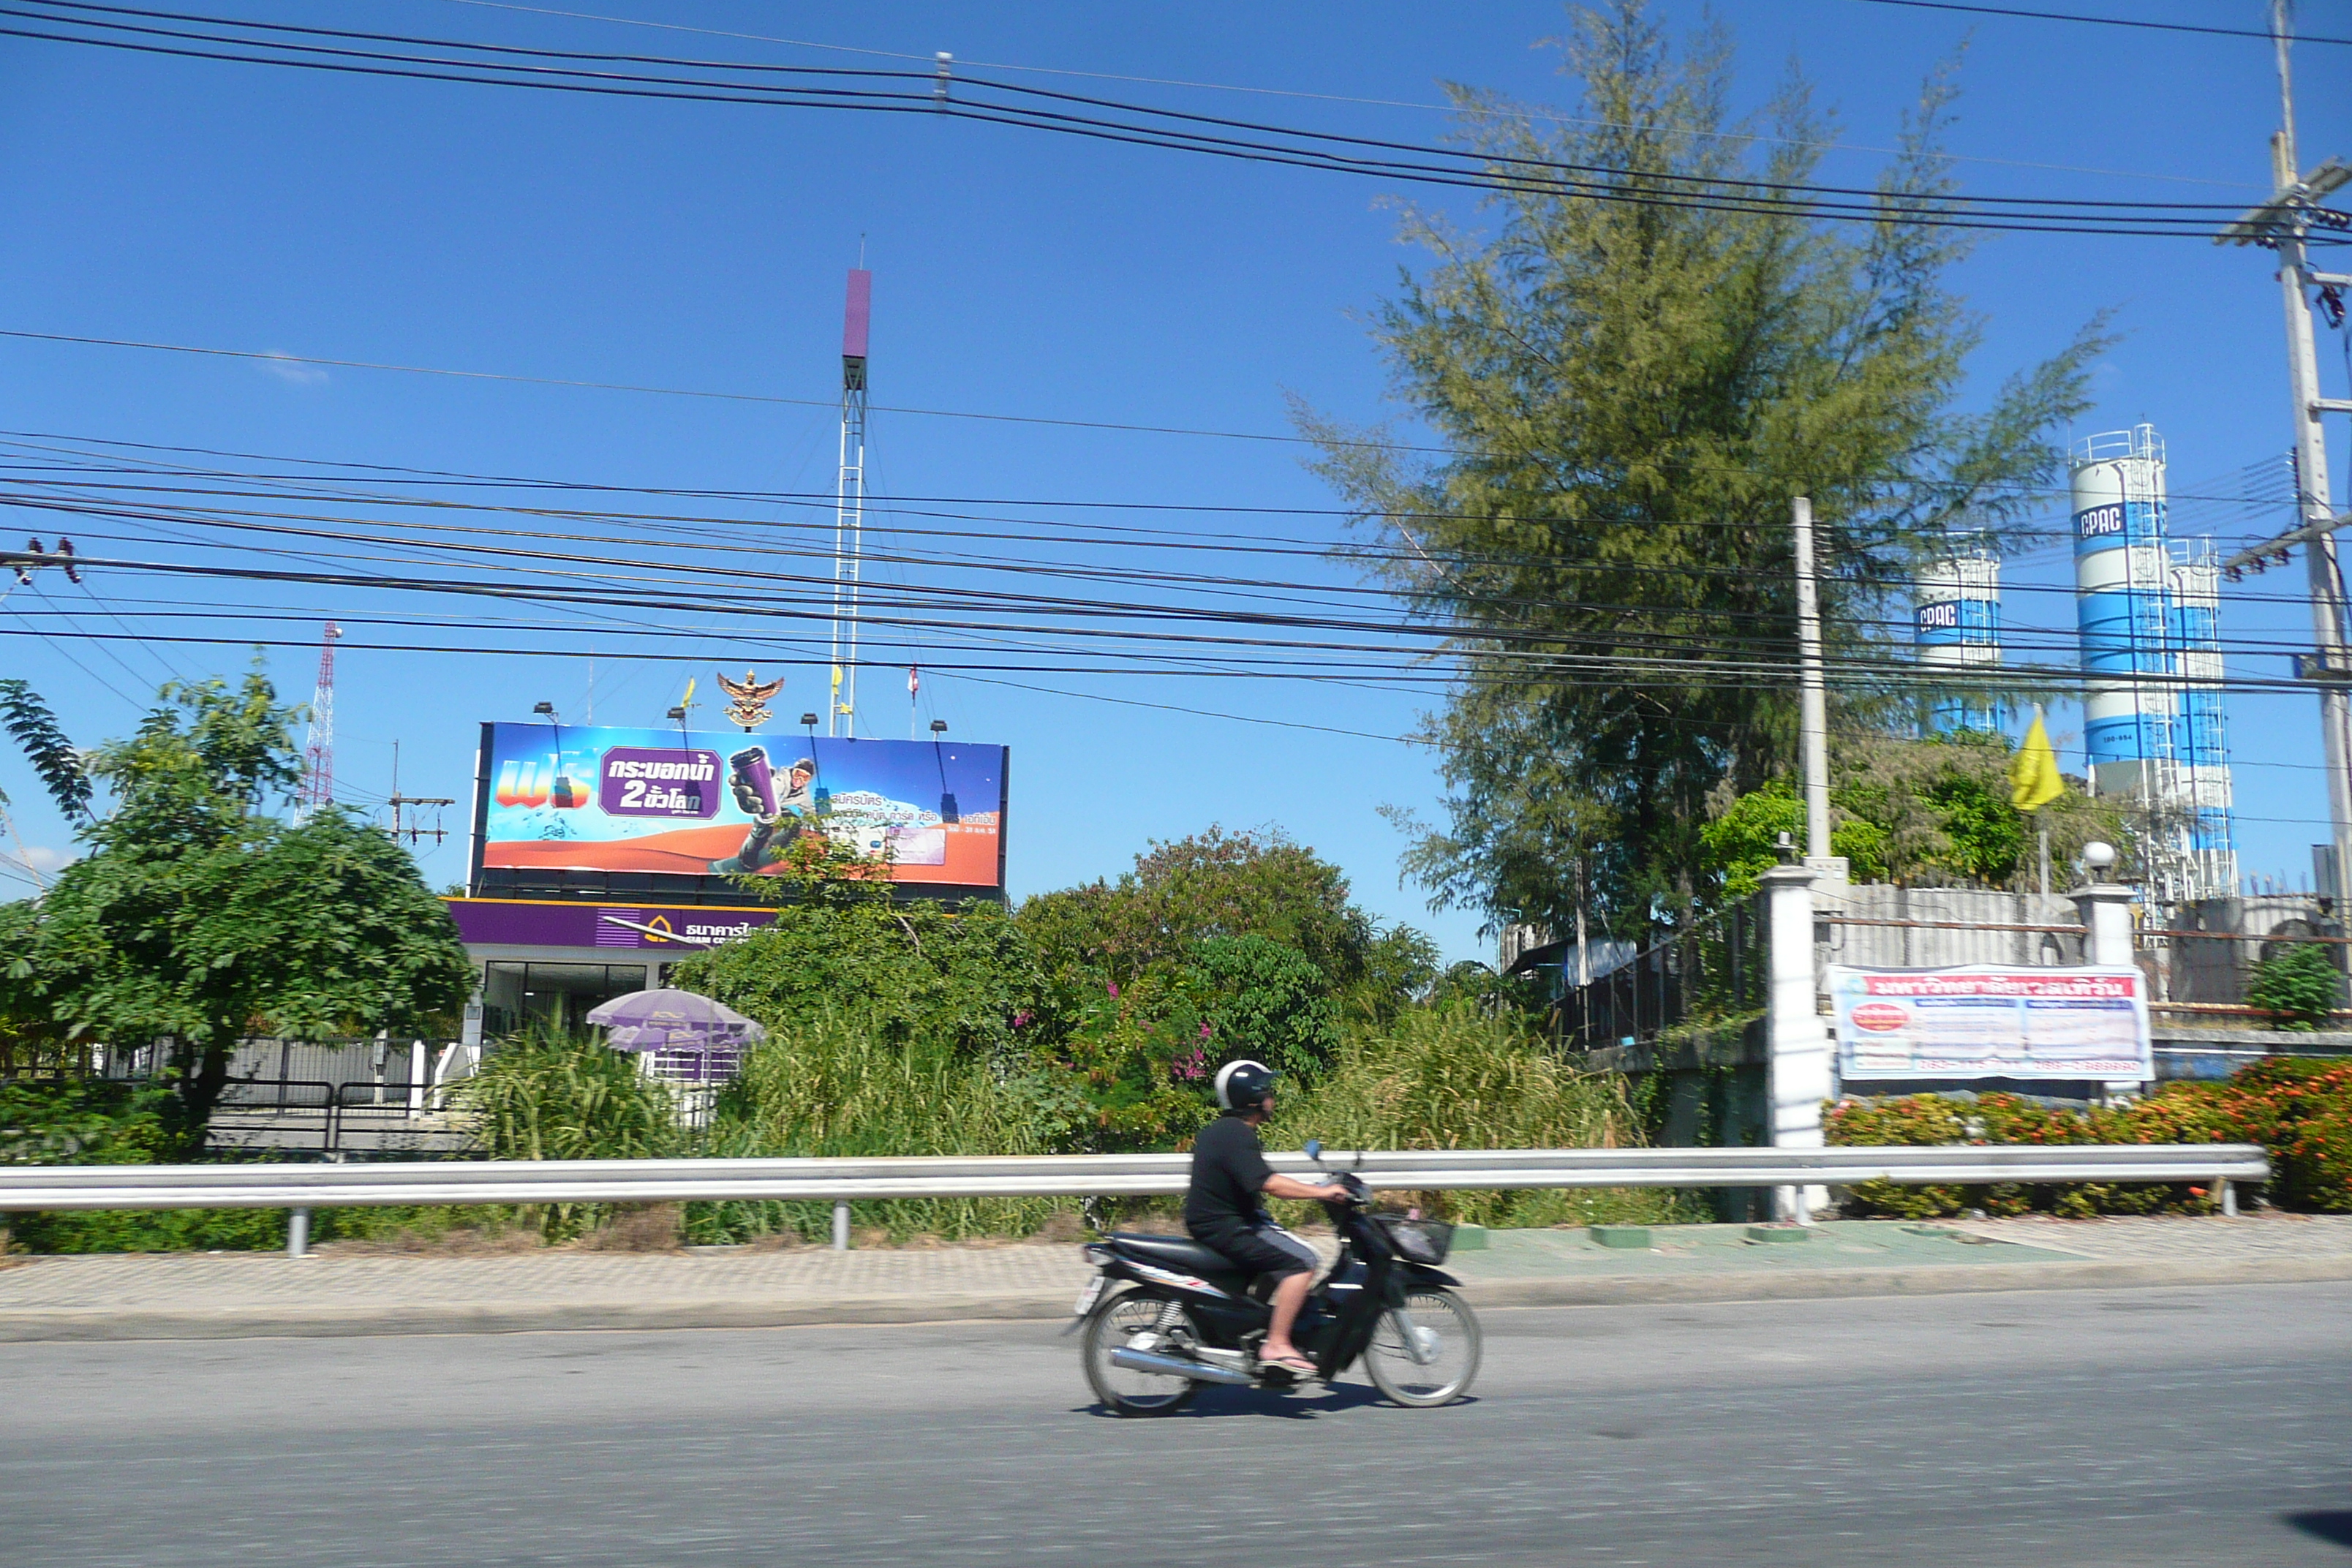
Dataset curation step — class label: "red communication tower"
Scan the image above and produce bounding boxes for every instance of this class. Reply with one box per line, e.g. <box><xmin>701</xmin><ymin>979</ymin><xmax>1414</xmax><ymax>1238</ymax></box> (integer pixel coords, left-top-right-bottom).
<box><xmin>299</xmin><ymin>623</ymin><xmax>341</xmax><ymax>815</ymax></box>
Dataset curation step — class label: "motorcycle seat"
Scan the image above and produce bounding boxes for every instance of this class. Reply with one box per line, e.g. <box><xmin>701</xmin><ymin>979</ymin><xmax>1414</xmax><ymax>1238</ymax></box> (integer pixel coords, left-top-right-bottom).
<box><xmin>1106</xmin><ymin>1232</ymin><xmax>1245</xmax><ymax>1278</ymax></box>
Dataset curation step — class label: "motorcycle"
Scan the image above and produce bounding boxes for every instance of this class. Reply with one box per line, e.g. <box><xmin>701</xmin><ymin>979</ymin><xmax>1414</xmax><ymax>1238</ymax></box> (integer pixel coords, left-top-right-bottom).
<box><xmin>1074</xmin><ymin>1140</ymin><xmax>1482</xmax><ymax>1415</ymax></box>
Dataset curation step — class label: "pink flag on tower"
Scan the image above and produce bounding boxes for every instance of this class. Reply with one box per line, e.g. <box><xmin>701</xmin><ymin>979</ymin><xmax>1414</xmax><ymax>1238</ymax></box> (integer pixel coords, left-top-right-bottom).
<box><xmin>843</xmin><ymin>269</ymin><xmax>872</xmax><ymax>359</ymax></box>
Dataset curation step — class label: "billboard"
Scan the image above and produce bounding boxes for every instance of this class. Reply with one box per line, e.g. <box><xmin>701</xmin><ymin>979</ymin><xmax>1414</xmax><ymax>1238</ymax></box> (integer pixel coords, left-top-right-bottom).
<box><xmin>472</xmin><ymin>723</ymin><xmax>1006</xmax><ymax>891</ymax></box>
<box><xmin>1828</xmin><ymin>965</ymin><xmax>2151</xmax><ymax>1082</ymax></box>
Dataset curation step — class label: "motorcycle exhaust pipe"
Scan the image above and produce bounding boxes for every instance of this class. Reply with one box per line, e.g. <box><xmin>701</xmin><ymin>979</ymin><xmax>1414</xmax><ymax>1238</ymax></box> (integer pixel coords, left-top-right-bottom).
<box><xmin>1109</xmin><ymin>1346</ymin><xmax>1256</xmax><ymax>1386</ymax></box>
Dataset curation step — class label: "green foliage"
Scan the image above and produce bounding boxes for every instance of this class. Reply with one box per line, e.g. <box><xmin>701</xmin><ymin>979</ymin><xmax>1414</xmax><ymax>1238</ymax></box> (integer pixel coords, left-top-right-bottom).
<box><xmin>0</xmin><ymin>1078</ymin><xmax>172</xmax><ymax>1166</ymax></box>
<box><xmin>1302</xmin><ymin>4</ymin><xmax>2107</xmax><ymax>933</ymax></box>
<box><xmin>0</xmin><ymin>669</ymin><xmax>473</xmax><ymax>1146</ymax></box>
<box><xmin>1190</xmin><ymin>935</ymin><xmax>1341</xmax><ymax>1077</ymax></box>
<box><xmin>1829</xmin><ymin>1060</ymin><xmax>2352</xmax><ymax>1217</ymax></box>
<box><xmin>1265</xmin><ymin>1004</ymin><xmax>1690</xmax><ymax>1228</ymax></box>
<box><xmin>456</xmin><ymin>1026</ymin><xmax>679</xmax><ymax>1238</ymax></box>
<box><xmin>672</xmin><ymin>892</ymin><xmax>1046</xmax><ymax>1063</ymax></box>
<box><xmin>1703</xmin><ymin>733</ymin><xmax>2133</xmax><ymax>894</ymax></box>
<box><xmin>1017</xmin><ymin>826</ymin><xmax>1382</xmax><ymax>990</ymax></box>
<box><xmin>2247</xmin><ymin>944</ymin><xmax>2342</xmax><ymax>1032</ymax></box>
<box><xmin>1698</xmin><ymin>779</ymin><xmax>1885</xmax><ymax>897</ymax></box>
<box><xmin>694</xmin><ymin>1009</ymin><xmax>1072</xmax><ymax>1243</ymax></box>
<box><xmin>0</xmin><ymin>676</ymin><xmax>90</xmax><ymax>818</ymax></box>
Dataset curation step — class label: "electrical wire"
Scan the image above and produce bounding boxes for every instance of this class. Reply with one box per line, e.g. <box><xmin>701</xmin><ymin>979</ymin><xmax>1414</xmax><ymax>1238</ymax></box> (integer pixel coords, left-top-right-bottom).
<box><xmin>0</xmin><ymin>1</ymin><xmax>2291</xmax><ymax>239</ymax></box>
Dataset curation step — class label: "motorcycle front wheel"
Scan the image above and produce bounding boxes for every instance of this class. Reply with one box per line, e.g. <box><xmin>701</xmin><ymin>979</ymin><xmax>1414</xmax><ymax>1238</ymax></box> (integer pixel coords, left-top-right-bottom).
<box><xmin>1082</xmin><ymin>1287</ymin><xmax>1202</xmax><ymax>1417</ymax></box>
<box><xmin>1365</xmin><ymin>1287</ymin><xmax>1481</xmax><ymax>1407</ymax></box>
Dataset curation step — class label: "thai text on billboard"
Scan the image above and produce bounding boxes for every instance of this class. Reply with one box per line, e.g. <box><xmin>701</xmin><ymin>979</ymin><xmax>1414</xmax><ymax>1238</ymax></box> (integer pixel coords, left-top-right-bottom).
<box><xmin>1828</xmin><ymin>964</ymin><xmax>2151</xmax><ymax>1081</ymax></box>
<box><xmin>475</xmin><ymin>723</ymin><xmax>1006</xmax><ymax>889</ymax></box>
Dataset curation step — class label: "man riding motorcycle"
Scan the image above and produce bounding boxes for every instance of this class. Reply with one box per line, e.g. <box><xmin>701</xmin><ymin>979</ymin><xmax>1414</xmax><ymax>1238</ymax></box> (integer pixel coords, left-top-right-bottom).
<box><xmin>1184</xmin><ymin>1060</ymin><xmax>1341</xmax><ymax>1378</ymax></box>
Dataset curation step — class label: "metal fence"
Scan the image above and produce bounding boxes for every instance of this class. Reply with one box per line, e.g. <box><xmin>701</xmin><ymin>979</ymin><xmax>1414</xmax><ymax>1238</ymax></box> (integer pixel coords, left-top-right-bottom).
<box><xmin>1554</xmin><ymin>905</ymin><xmax>1763</xmax><ymax>1049</ymax></box>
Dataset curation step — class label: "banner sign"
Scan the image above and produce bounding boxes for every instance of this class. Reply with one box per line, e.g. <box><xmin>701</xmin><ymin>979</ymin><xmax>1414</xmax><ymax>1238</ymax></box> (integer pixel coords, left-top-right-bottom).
<box><xmin>1828</xmin><ymin>964</ymin><xmax>2152</xmax><ymax>1081</ymax></box>
<box><xmin>474</xmin><ymin>723</ymin><xmax>1006</xmax><ymax>889</ymax></box>
<box><xmin>443</xmin><ymin>898</ymin><xmax>777</xmax><ymax>952</ymax></box>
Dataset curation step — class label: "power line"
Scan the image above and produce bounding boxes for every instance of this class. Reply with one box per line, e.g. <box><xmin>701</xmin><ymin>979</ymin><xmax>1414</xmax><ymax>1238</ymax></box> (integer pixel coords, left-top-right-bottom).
<box><xmin>0</xmin><ymin>2</ymin><xmax>2285</xmax><ymax>238</ymax></box>
<box><xmin>1847</xmin><ymin>0</ymin><xmax>2352</xmax><ymax>48</ymax></box>
<box><xmin>431</xmin><ymin>0</ymin><xmax>2269</xmax><ymax>190</ymax></box>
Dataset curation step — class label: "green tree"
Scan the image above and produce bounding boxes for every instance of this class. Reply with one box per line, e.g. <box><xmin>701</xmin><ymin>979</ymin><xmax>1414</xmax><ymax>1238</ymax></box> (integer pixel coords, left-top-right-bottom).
<box><xmin>0</xmin><ymin>671</ymin><xmax>472</xmax><ymax>1147</ymax></box>
<box><xmin>670</xmin><ymin>833</ymin><xmax>1047</xmax><ymax>1060</ymax></box>
<box><xmin>1303</xmin><ymin>2</ymin><xmax>2105</xmax><ymax>935</ymax></box>
<box><xmin>1016</xmin><ymin>826</ymin><xmax>1382</xmax><ymax>988</ymax></box>
<box><xmin>2248</xmin><ymin>943</ymin><xmax>2342</xmax><ymax>1032</ymax></box>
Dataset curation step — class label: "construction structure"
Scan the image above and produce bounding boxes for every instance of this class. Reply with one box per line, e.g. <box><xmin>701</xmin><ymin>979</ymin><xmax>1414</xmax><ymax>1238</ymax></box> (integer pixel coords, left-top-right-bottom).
<box><xmin>298</xmin><ymin>622</ymin><xmax>340</xmax><ymax>818</ymax></box>
<box><xmin>829</xmin><ymin>268</ymin><xmax>872</xmax><ymax>737</ymax></box>
<box><xmin>1913</xmin><ymin>543</ymin><xmax>2003</xmax><ymax>734</ymax></box>
<box><xmin>2069</xmin><ymin>426</ymin><xmax>2237</xmax><ymax>905</ymax></box>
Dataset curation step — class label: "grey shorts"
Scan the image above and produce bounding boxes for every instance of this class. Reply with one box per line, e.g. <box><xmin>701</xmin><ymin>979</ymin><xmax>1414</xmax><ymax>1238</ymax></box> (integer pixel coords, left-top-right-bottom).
<box><xmin>1199</xmin><ymin>1221</ymin><xmax>1318</xmax><ymax>1281</ymax></box>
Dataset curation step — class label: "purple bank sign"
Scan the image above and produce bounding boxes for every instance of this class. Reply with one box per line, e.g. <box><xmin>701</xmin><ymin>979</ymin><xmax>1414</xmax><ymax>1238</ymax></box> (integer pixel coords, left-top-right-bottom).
<box><xmin>443</xmin><ymin>898</ymin><xmax>775</xmax><ymax>952</ymax></box>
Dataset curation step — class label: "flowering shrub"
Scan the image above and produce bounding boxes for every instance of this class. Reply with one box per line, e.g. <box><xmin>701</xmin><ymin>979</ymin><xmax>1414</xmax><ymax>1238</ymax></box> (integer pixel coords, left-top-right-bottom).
<box><xmin>1827</xmin><ymin>1058</ymin><xmax>2352</xmax><ymax>1218</ymax></box>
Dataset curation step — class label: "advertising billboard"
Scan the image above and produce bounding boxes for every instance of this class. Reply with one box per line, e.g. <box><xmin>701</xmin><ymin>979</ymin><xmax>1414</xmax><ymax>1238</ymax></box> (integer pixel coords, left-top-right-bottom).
<box><xmin>1828</xmin><ymin>964</ymin><xmax>2151</xmax><ymax>1081</ymax></box>
<box><xmin>472</xmin><ymin>723</ymin><xmax>1006</xmax><ymax>892</ymax></box>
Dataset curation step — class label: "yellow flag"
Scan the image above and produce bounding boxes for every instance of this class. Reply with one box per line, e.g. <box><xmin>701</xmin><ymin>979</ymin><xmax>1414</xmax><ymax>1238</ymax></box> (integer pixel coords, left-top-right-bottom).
<box><xmin>2010</xmin><ymin>706</ymin><xmax>2064</xmax><ymax>811</ymax></box>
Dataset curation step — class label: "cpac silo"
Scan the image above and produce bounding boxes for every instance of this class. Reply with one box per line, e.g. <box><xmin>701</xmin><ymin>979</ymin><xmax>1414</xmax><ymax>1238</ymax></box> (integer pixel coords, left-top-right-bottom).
<box><xmin>2070</xmin><ymin>425</ymin><xmax>2177</xmax><ymax>797</ymax></box>
<box><xmin>1914</xmin><ymin>546</ymin><xmax>2002</xmax><ymax>734</ymax></box>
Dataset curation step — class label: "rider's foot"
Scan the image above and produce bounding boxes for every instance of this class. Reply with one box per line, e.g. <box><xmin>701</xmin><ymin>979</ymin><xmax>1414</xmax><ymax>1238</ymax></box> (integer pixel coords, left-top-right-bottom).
<box><xmin>1262</xmin><ymin>1349</ymin><xmax>1315</xmax><ymax>1376</ymax></box>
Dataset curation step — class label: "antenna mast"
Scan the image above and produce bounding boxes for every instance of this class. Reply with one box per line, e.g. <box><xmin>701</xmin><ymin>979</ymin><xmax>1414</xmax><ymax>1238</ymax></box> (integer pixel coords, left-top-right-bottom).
<box><xmin>830</xmin><ymin>267</ymin><xmax>872</xmax><ymax>737</ymax></box>
<box><xmin>299</xmin><ymin>622</ymin><xmax>340</xmax><ymax>817</ymax></box>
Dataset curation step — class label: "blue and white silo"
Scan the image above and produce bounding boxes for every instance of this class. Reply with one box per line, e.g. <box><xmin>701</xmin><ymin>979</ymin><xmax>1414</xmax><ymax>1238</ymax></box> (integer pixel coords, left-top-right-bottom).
<box><xmin>1914</xmin><ymin>546</ymin><xmax>2002</xmax><ymax>734</ymax></box>
<box><xmin>2068</xmin><ymin>424</ymin><xmax>2236</xmax><ymax>902</ymax></box>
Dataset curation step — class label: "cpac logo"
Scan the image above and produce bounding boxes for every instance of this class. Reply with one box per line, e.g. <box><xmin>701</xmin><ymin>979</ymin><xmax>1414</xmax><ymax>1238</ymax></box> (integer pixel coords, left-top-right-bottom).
<box><xmin>2075</xmin><ymin>502</ymin><xmax>2125</xmax><ymax>539</ymax></box>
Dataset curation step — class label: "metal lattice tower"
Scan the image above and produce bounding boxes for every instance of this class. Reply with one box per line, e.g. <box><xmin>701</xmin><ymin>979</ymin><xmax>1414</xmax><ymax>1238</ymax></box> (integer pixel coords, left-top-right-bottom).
<box><xmin>829</xmin><ymin>268</ymin><xmax>872</xmax><ymax>737</ymax></box>
<box><xmin>299</xmin><ymin>622</ymin><xmax>340</xmax><ymax>816</ymax></box>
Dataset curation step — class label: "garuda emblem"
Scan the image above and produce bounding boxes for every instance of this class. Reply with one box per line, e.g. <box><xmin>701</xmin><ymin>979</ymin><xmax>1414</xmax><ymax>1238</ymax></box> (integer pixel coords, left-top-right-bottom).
<box><xmin>715</xmin><ymin>668</ymin><xmax>785</xmax><ymax>731</ymax></box>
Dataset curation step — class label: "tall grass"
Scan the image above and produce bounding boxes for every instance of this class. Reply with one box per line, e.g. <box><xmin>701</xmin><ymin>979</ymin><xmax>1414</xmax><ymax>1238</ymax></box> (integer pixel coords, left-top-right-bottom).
<box><xmin>456</xmin><ymin>1025</ymin><xmax>679</xmax><ymax>1238</ymax></box>
<box><xmin>696</xmin><ymin>1009</ymin><xmax>1069</xmax><ymax>1243</ymax></box>
<box><xmin>1268</xmin><ymin>1004</ymin><xmax>1698</xmax><ymax>1228</ymax></box>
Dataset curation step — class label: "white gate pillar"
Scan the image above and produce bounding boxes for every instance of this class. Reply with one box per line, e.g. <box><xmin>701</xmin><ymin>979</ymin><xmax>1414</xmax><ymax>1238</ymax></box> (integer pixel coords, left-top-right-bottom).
<box><xmin>1761</xmin><ymin>856</ymin><xmax>1829</xmax><ymax>1222</ymax></box>
<box><xmin>2070</xmin><ymin>841</ymin><xmax>2144</xmax><ymax>1097</ymax></box>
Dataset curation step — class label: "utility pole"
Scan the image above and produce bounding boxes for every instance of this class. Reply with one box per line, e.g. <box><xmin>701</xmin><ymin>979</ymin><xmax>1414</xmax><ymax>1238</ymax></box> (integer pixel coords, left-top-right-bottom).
<box><xmin>2220</xmin><ymin>1</ymin><xmax>2352</xmax><ymax>900</ymax></box>
<box><xmin>1793</xmin><ymin>497</ymin><xmax>1833</xmax><ymax>865</ymax></box>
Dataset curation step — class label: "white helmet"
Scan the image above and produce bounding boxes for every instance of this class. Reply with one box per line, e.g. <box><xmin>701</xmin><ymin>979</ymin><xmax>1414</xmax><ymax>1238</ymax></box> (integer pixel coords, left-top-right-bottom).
<box><xmin>1213</xmin><ymin>1058</ymin><xmax>1277</xmax><ymax>1111</ymax></box>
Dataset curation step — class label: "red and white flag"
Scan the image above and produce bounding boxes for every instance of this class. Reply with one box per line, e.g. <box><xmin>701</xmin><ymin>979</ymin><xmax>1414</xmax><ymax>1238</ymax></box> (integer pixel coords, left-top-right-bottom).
<box><xmin>907</xmin><ymin>666</ymin><xmax>920</xmax><ymax>697</ymax></box>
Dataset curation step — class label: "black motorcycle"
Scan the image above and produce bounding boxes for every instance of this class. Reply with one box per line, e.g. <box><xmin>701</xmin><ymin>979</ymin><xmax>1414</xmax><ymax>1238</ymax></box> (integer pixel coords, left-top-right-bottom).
<box><xmin>1074</xmin><ymin>1141</ymin><xmax>1482</xmax><ymax>1414</ymax></box>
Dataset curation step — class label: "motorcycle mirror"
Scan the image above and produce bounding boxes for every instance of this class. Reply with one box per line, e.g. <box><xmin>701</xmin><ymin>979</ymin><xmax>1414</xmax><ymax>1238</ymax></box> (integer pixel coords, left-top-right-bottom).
<box><xmin>1303</xmin><ymin>1139</ymin><xmax>1323</xmax><ymax>1161</ymax></box>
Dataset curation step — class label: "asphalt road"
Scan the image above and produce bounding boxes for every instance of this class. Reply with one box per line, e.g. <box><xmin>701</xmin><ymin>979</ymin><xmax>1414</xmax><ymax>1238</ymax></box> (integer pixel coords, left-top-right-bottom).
<box><xmin>4</xmin><ymin>1281</ymin><xmax>2349</xmax><ymax>1567</ymax></box>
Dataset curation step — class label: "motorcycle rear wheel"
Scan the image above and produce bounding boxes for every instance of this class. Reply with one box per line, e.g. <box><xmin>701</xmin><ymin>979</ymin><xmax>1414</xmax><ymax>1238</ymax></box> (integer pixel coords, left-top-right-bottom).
<box><xmin>1082</xmin><ymin>1287</ymin><xmax>1202</xmax><ymax>1417</ymax></box>
<box><xmin>1365</xmin><ymin>1287</ymin><xmax>1481</xmax><ymax>1407</ymax></box>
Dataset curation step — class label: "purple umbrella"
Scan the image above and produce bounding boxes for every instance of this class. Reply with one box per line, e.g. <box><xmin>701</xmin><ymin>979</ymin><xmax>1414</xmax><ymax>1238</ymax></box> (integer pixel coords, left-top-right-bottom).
<box><xmin>586</xmin><ymin>989</ymin><xmax>766</xmax><ymax>1082</ymax></box>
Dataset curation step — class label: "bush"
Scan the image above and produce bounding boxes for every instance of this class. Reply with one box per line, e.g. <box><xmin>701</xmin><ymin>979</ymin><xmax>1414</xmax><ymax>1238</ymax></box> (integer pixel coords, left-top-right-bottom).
<box><xmin>1828</xmin><ymin>1058</ymin><xmax>2352</xmax><ymax>1218</ymax></box>
<box><xmin>455</xmin><ymin>1026</ymin><xmax>679</xmax><ymax>1239</ymax></box>
<box><xmin>1266</xmin><ymin>1005</ymin><xmax>1694</xmax><ymax>1229</ymax></box>
<box><xmin>693</xmin><ymin>1009</ymin><xmax>1078</xmax><ymax>1245</ymax></box>
<box><xmin>2247</xmin><ymin>943</ymin><xmax>2343</xmax><ymax>1031</ymax></box>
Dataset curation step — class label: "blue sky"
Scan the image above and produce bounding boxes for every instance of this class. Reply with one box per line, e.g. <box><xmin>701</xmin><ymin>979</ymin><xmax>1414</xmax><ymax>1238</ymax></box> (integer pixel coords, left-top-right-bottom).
<box><xmin>0</xmin><ymin>1</ymin><xmax>2345</xmax><ymax>958</ymax></box>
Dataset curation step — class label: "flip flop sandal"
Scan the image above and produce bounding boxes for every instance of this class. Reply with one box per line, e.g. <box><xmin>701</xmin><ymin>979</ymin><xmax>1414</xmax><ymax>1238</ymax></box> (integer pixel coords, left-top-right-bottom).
<box><xmin>1262</xmin><ymin>1353</ymin><xmax>1316</xmax><ymax>1377</ymax></box>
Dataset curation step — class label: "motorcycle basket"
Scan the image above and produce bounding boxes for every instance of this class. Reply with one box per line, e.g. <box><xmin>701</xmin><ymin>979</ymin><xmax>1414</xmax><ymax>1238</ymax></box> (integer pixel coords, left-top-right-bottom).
<box><xmin>1373</xmin><ymin>1213</ymin><xmax>1455</xmax><ymax>1265</ymax></box>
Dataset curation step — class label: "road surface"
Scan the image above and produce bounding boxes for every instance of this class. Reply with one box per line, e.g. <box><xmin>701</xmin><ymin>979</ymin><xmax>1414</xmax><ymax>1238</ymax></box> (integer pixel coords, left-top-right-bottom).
<box><xmin>4</xmin><ymin>1280</ymin><xmax>2348</xmax><ymax>1565</ymax></box>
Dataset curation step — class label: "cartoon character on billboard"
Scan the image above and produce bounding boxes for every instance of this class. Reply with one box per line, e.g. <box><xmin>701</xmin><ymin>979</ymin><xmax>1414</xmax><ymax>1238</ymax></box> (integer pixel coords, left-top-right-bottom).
<box><xmin>708</xmin><ymin>747</ymin><xmax>819</xmax><ymax>873</ymax></box>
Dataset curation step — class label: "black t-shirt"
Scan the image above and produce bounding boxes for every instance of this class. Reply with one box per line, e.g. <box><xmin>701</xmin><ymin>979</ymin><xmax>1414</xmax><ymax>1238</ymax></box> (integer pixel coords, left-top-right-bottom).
<box><xmin>1185</xmin><ymin>1112</ymin><xmax>1275</xmax><ymax>1236</ymax></box>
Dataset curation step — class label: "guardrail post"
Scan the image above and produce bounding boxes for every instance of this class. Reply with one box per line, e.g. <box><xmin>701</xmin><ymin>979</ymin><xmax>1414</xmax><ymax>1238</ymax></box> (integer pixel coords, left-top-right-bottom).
<box><xmin>2216</xmin><ymin>1177</ymin><xmax>2236</xmax><ymax>1218</ymax></box>
<box><xmin>287</xmin><ymin>1206</ymin><xmax>311</xmax><ymax>1259</ymax></box>
<box><xmin>1761</xmin><ymin>858</ymin><xmax>1828</xmax><ymax>1223</ymax></box>
<box><xmin>832</xmin><ymin>1199</ymin><xmax>851</xmax><ymax>1251</ymax></box>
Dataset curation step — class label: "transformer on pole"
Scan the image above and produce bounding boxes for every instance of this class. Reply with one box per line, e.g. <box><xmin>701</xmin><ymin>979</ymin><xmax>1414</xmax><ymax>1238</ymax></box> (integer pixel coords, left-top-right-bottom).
<box><xmin>298</xmin><ymin>622</ymin><xmax>340</xmax><ymax>817</ymax></box>
<box><xmin>830</xmin><ymin>268</ymin><xmax>872</xmax><ymax>738</ymax></box>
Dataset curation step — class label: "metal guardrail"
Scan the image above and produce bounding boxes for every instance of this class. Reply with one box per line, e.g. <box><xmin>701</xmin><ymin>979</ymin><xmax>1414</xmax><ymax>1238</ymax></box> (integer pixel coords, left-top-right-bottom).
<box><xmin>0</xmin><ymin>1144</ymin><xmax>2269</xmax><ymax>1254</ymax></box>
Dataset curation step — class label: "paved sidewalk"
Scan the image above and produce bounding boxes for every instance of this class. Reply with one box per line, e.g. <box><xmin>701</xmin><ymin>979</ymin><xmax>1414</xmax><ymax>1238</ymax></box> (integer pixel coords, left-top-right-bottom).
<box><xmin>4</xmin><ymin>1214</ymin><xmax>2351</xmax><ymax>1340</ymax></box>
